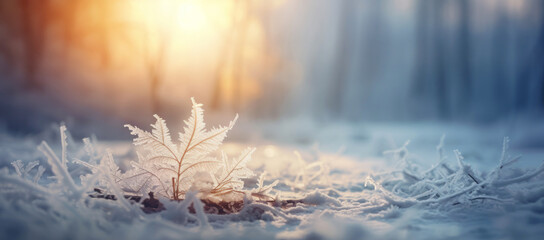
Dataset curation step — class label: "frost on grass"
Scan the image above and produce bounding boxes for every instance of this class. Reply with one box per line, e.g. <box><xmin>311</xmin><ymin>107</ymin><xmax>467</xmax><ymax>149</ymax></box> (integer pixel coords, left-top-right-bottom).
<box><xmin>249</xmin><ymin>172</ymin><xmax>279</xmax><ymax>200</ymax></box>
<box><xmin>366</xmin><ymin>136</ymin><xmax>544</xmax><ymax>208</ymax></box>
<box><xmin>123</xmin><ymin>98</ymin><xmax>255</xmax><ymax>200</ymax></box>
<box><xmin>284</xmin><ymin>150</ymin><xmax>331</xmax><ymax>191</ymax></box>
<box><xmin>0</xmin><ymin>101</ymin><xmax>292</xmax><ymax>239</ymax></box>
<box><xmin>2</xmin><ymin>106</ymin><xmax>544</xmax><ymax>239</ymax></box>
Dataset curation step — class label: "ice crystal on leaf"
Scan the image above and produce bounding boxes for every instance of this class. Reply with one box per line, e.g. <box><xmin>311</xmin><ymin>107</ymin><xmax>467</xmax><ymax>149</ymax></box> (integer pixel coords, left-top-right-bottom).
<box><xmin>123</xmin><ymin>98</ymin><xmax>254</xmax><ymax>200</ymax></box>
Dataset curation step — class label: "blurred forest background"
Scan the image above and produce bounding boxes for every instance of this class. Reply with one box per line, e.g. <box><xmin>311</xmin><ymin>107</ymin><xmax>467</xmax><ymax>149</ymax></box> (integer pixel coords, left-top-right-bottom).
<box><xmin>0</xmin><ymin>0</ymin><xmax>543</xmax><ymax>139</ymax></box>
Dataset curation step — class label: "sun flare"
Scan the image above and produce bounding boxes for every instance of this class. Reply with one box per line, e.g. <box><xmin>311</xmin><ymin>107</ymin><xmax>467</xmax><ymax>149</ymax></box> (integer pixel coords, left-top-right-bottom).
<box><xmin>176</xmin><ymin>1</ymin><xmax>208</xmax><ymax>32</ymax></box>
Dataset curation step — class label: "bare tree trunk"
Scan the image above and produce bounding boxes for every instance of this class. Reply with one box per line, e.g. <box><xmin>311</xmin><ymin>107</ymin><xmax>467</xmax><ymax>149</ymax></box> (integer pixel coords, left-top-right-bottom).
<box><xmin>516</xmin><ymin>2</ymin><xmax>544</xmax><ymax>111</ymax></box>
<box><xmin>231</xmin><ymin>0</ymin><xmax>251</xmax><ymax>112</ymax></box>
<box><xmin>61</xmin><ymin>1</ymin><xmax>78</xmax><ymax>51</ymax></box>
<box><xmin>211</xmin><ymin>0</ymin><xmax>243</xmax><ymax>110</ymax></box>
<box><xmin>492</xmin><ymin>9</ymin><xmax>508</xmax><ymax>118</ymax></box>
<box><xmin>150</xmin><ymin>65</ymin><xmax>161</xmax><ymax>115</ymax></box>
<box><xmin>97</xmin><ymin>0</ymin><xmax>112</xmax><ymax>68</ymax></box>
<box><xmin>0</xmin><ymin>3</ymin><xmax>16</xmax><ymax>75</ymax></box>
<box><xmin>432</xmin><ymin>0</ymin><xmax>448</xmax><ymax>120</ymax></box>
<box><xmin>144</xmin><ymin>33</ymin><xmax>167</xmax><ymax>115</ymax></box>
<box><xmin>412</xmin><ymin>0</ymin><xmax>431</xmax><ymax>100</ymax></box>
<box><xmin>147</xmin><ymin>45</ymin><xmax>166</xmax><ymax>115</ymax></box>
<box><xmin>329</xmin><ymin>0</ymin><xmax>356</xmax><ymax>117</ymax></box>
<box><xmin>361</xmin><ymin>0</ymin><xmax>383</xmax><ymax>85</ymax></box>
<box><xmin>231</xmin><ymin>30</ymin><xmax>247</xmax><ymax>112</ymax></box>
<box><xmin>539</xmin><ymin>3</ymin><xmax>544</xmax><ymax>108</ymax></box>
<box><xmin>19</xmin><ymin>0</ymin><xmax>48</xmax><ymax>90</ymax></box>
<box><xmin>457</xmin><ymin>0</ymin><xmax>472</xmax><ymax>114</ymax></box>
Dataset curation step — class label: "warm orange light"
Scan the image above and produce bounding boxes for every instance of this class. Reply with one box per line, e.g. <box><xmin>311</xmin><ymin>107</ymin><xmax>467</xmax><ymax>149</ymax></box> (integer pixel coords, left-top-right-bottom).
<box><xmin>56</xmin><ymin>0</ymin><xmax>281</xmax><ymax>116</ymax></box>
<box><xmin>176</xmin><ymin>1</ymin><xmax>207</xmax><ymax>32</ymax></box>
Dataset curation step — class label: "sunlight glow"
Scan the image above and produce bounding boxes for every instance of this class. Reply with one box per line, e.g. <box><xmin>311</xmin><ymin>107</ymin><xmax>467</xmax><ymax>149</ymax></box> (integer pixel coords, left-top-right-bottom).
<box><xmin>176</xmin><ymin>1</ymin><xmax>208</xmax><ymax>32</ymax></box>
<box><xmin>263</xmin><ymin>145</ymin><xmax>278</xmax><ymax>158</ymax></box>
<box><xmin>109</xmin><ymin>0</ymin><xmax>272</xmax><ymax>109</ymax></box>
<box><xmin>31</xmin><ymin>0</ymin><xmax>284</xmax><ymax>117</ymax></box>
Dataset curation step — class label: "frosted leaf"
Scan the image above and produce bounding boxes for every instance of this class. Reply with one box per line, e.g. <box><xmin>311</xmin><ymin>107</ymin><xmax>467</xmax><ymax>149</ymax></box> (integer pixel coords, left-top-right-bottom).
<box><xmin>122</xmin><ymin>98</ymin><xmax>253</xmax><ymax>199</ymax></box>
<box><xmin>125</xmin><ymin>114</ymin><xmax>180</xmax><ymax>164</ymax></box>
<box><xmin>211</xmin><ymin>148</ymin><xmax>255</xmax><ymax>195</ymax></box>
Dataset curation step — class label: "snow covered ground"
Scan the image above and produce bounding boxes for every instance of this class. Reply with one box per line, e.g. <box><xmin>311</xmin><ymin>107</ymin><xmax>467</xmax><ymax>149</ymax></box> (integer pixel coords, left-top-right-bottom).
<box><xmin>1</xmin><ymin>121</ymin><xmax>544</xmax><ymax>240</ymax></box>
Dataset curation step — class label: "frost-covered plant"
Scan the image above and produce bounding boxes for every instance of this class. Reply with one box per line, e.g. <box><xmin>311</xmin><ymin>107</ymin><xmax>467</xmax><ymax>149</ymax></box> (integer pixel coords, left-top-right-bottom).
<box><xmin>122</xmin><ymin>98</ymin><xmax>255</xmax><ymax>200</ymax></box>
<box><xmin>366</xmin><ymin>137</ymin><xmax>544</xmax><ymax>208</ymax></box>
<box><xmin>1</xmin><ymin>125</ymin><xmax>113</xmax><ymax>204</ymax></box>
<box><xmin>250</xmin><ymin>172</ymin><xmax>279</xmax><ymax>200</ymax></box>
<box><xmin>10</xmin><ymin>159</ymin><xmax>45</xmax><ymax>184</ymax></box>
<box><xmin>285</xmin><ymin>151</ymin><xmax>330</xmax><ymax>190</ymax></box>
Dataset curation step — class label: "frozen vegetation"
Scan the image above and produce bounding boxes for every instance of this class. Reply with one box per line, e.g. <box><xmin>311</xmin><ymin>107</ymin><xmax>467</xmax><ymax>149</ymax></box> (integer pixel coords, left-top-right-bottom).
<box><xmin>1</xmin><ymin>100</ymin><xmax>544</xmax><ymax>240</ymax></box>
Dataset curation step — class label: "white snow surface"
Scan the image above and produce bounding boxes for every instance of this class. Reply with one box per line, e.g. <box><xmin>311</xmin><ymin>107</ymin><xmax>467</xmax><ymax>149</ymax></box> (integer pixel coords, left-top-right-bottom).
<box><xmin>1</xmin><ymin>122</ymin><xmax>544</xmax><ymax>240</ymax></box>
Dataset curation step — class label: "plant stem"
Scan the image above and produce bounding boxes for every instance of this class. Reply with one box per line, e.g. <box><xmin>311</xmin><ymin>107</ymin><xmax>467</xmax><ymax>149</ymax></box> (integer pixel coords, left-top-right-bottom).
<box><xmin>172</xmin><ymin>177</ymin><xmax>176</xmax><ymax>200</ymax></box>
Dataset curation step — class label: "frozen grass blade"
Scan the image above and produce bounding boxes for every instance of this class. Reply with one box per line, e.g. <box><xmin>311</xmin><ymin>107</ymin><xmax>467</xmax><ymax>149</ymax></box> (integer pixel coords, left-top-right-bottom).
<box><xmin>38</xmin><ymin>141</ymin><xmax>78</xmax><ymax>194</ymax></box>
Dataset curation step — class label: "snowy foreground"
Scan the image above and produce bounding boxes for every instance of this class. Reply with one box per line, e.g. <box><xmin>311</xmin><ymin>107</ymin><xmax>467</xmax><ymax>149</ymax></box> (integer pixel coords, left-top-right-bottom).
<box><xmin>1</xmin><ymin>122</ymin><xmax>544</xmax><ymax>240</ymax></box>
